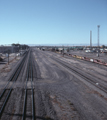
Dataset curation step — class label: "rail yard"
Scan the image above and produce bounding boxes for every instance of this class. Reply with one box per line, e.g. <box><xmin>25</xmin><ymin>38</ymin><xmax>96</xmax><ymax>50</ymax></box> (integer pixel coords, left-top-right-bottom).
<box><xmin>0</xmin><ymin>48</ymin><xmax>107</xmax><ymax>120</ymax></box>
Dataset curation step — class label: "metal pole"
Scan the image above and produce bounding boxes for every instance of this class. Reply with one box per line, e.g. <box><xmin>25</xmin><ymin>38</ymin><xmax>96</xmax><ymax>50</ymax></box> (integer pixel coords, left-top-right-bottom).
<box><xmin>97</xmin><ymin>25</ymin><xmax>100</xmax><ymax>57</ymax></box>
<box><xmin>98</xmin><ymin>25</ymin><xmax>100</xmax><ymax>47</ymax></box>
<box><xmin>90</xmin><ymin>31</ymin><xmax>92</xmax><ymax>49</ymax></box>
<box><xmin>63</xmin><ymin>46</ymin><xmax>64</xmax><ymax>57</ymax></box>
<box><xmin>8</xmin><ymin>50</ymin><xmax>9</xmax><ymax>65</ymax></box>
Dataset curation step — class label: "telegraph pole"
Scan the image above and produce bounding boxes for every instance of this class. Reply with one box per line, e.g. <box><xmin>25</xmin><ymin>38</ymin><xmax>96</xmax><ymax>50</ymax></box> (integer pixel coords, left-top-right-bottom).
<box><xmin>8</xmin><ymin>50</ymin><xmax>9</xmax><ymax>65</ymax></box>
<box><xmin>63</xmin><ymin>46</ymin><xmax>64</xmax><ymax>57</ymax></box>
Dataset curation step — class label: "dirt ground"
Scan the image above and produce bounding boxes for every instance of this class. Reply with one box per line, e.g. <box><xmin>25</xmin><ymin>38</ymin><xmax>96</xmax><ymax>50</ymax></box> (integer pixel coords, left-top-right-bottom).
<box><xmin>33</xmin><ymin>49</ymin><xmax>107</xmax><ymax>120</ymax></box>
<box><xmin>0</xmin><ymin>55</ymin><xmax>22</xmax><ymax>89</ymax></box>
<box><xmin>0</xmin><ymin>49</ymin><xmax>107</xmax><ymax>120</ymax></box>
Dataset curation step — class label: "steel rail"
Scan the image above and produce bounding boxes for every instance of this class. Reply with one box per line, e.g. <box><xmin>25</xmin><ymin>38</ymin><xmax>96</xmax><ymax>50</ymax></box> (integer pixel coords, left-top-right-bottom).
<box><xmin>39</xmin><ymin>51</ymin><xmax>107</xmax><ymax>93</ymax></box>
<box><xmin>0</xmin><ymin>51</ymin><xmax>28</xmax><ymax>118</ymax></box>
<box><xmin>40</xmin><ymin>50</ymin><xmax>107</xmax><ymax>85</ymax></box>
<box><xmin>0</xmin><ymin>52</ymin><xmax>28</xmax><ymax>99</ymax></box>
<box><xmin>22</xmin><ymin>50</ymin><xmax>35</xmax><ymax>120</ymax></box>
<box><xmin>51</xmin><ymin>54</ymin><xmax>107</xmax><ymax>82</ymax></box>
<box><xmin>22</xmin><ymin>51</ymin><xmax>35</xmax><ymax>120</ymax></box>
<box><xmin>31</xmin><ymin>52</ymin><xmax>35</xmax><ymax>120</ymax></box>
<box><xmin>22</xmin><ymin>52</ymin><xmax>30</xmax><ymax>120</ymax></box>
<box><xmin>52</xmin><ymin>57</ymin><xmax>107</xmax><ymax>93</ymax></box>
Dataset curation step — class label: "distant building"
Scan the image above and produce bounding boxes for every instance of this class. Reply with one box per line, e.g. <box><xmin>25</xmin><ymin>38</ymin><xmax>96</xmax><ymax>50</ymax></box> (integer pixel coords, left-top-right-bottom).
<box><xmin>0</xmin><ymin>45</ymin><xmax>19</xmax><ymax>53</ymax></box>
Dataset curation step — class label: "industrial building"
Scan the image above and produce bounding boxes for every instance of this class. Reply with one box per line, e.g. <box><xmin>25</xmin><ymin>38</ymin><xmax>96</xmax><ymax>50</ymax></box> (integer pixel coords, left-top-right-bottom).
<box><xmin>0</xmin><ymin>45</ymin><xmax>19</xmax><ymax>53</ymax></box>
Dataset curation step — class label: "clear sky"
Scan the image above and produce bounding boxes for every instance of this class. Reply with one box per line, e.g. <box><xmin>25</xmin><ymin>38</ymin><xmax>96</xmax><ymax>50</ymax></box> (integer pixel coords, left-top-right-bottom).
<box><xmin>0</xmin><ymin>0</ymin><xmax>107</xmax><ymax>45</ymax></box>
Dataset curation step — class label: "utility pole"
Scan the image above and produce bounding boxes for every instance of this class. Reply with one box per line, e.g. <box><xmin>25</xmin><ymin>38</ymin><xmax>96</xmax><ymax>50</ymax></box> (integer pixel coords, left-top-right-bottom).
<box><xmin>8</xmin><ymin>50</ymin><xmax>9</xmax><ymax>65</ymax></box>
<box><xmin>97</xmin><ymin>25</ymin><xmax>100</xmax><ymax>57</ymax></box>
<box><xmin>90</xmin><ymin>31</ymin><xmax>92</xmax><ymax>49</ymax></box>
<box><xmin>63</xmin><ymin>46</ymin><xmax>64</xmax><ymax>57</ymax></box>
<box><xmin>62</xmin><ymin>45</ymin><xmax>64</xmax><ymax>56</ymax></box>
<box><xmin>98</xmin><ymin>25</ymin><xmax>100</xmax><ymax>48</ymax></box>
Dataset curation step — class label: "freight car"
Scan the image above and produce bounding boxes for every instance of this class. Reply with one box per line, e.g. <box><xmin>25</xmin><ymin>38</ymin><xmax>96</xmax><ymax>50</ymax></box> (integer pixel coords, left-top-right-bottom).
<box><xmin>76</xmin><ymin>56</ymin><xmax>82</xmax><ymax>59</ymax></box>
<box><xmin>0</xmin><ymin>57</ymin><xmax>3</xmax><ymax>61</ymax></box>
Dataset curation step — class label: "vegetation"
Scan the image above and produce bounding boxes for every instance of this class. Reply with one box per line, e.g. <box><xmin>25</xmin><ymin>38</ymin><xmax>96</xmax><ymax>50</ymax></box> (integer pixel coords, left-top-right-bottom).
<box><xmin>11</xmin><ymin>43</ymin><xmax>29</xmax><ymax>50</ymax></box>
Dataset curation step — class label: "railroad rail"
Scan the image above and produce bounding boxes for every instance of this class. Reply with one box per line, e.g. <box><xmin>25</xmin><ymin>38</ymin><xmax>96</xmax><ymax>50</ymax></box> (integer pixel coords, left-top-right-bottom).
<box><xmin>40</xmin><ymin>50</ymin><xmax>107</xmax><ymax>93</ymax></box>
<box><xmin>0</xmin><ymin>51</ymin><xmax>28</xmax><ymax>118</ymax></box>
<box><xmin>51</xmin><ymin>57</ymin><xmax>107</xmax><ymax>94</ymax></box>
<box><xmin>22</xmin><ymin>50</ymin><xmax>35</xmax><ymax>120</ymax></box>
<box><xmin>39</xmin><ymin>50</ymin><xmax>107</xmax><ymax>94</ymax></box>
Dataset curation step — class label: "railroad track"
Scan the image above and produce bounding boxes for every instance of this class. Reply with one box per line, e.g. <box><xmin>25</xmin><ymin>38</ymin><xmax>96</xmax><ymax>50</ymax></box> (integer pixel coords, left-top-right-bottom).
<box><xmin>51</xmin><ymin>57</ymin><xmax>107</xmax><ymax>94</ymax></box>
<box><xmin>22</xmin><ymin>51</ymin><xmax>35</xmax><ymax>120</ymax></box>
<box><xmin>0</xmin><ymin>51</ymin><xmax>28</xmax><ymax>118</ymax></box>
<box><xmin>41</xmin><ymin>50</ymin><xmax>107</xmax><ymax>82</ymax></box>
<box><xmin>38</xmin><ymin>50</ymin><xmax>107</xmax><ymax>94</ymax></box>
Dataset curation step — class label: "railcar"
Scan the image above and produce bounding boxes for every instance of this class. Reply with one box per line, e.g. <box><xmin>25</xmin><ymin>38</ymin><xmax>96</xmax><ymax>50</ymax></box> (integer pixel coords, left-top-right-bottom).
<box><xmin>93</xmin><ymin>59</ymin><xmax>101</xmax><ymax>63</ymax></box>
<box><xmin>76</xmin><ymin>56</ymin><xmax>82</xmax><ymax>59</ymax></box>
<box><xmin>83</xmin><ymin>57</ymin><xmax>90</xmax><ymax>61</ymax></box>
<box><xmin>73</xmin><ymin>55</ymin><xmax>76</xmax><ymax>58</ymax></box>
<box><xmin>103</xmin><ymin>62</ymin><xmax>107</xmax><ymax>66</ymax></box>
<box><xmin>70</xmin><ymin>54</ymin><xmax>73</xmax><ymax>57</ymax></box>
<box><xmin>0</xmin><ymin>57</ymin><xmax>3</xmax><ymax>61</ymax></box>
<box><xmin>90</xmin><ymin>59</ymin><xmax>94</xmax><ymax>62</ymax></box>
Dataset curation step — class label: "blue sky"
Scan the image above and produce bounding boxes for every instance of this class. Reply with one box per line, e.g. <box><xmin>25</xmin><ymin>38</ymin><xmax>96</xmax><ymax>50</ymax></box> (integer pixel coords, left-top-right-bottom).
<box><xmin>0</xmin><ymin>0</ymin><xmax>107</xmax><ymax>45</ymax></box>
